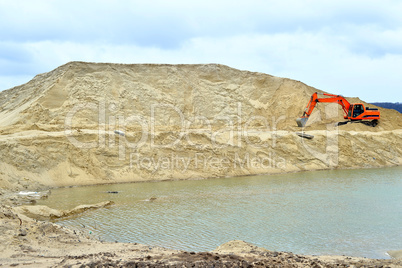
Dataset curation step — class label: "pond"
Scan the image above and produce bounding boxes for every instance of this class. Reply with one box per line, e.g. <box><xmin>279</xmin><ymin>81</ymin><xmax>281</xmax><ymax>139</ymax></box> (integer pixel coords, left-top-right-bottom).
<box><xmin>37</xmin><ymin>166</ymin><xmax>402</xmax><ymax>259</ymax></box>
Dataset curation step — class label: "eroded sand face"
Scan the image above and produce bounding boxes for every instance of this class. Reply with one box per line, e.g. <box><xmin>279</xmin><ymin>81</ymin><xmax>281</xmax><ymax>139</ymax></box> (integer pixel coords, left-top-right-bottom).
<box><xmin>0</xmin><ymin>62</ymin><xmax>401</xmax><ymax>190</ymax></box>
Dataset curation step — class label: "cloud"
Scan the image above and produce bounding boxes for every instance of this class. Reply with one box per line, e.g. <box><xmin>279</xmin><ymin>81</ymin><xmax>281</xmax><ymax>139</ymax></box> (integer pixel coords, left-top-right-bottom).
<box><xmin>0</xmin><ymin>0</ymin><xmax>401</xmax><ymax>102</ymax></box>
<box><xmin>2</xmin><ymin>0</ymin><xmax>400</xmax><ymax>46</ymax></box>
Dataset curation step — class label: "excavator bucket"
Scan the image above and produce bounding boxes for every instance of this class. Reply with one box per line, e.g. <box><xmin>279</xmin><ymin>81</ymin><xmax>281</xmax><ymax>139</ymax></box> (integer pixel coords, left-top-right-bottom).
<box><xmin>296</xmin><ymin>117</ymin><xmax>308</xmax><ymax>127</ymax></box>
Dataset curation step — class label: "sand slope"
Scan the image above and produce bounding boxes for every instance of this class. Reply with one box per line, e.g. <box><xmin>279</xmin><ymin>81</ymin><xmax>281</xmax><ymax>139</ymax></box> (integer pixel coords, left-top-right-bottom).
<box><xmin>0</xmin><ymin>62</ymin><xmax>401</xmax><ymax>189</ymax></box>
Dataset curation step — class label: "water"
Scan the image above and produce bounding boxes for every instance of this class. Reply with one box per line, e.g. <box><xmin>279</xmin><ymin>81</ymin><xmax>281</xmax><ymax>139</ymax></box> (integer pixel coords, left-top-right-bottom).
<box><xmin>37</xmin><ymin>166</ymin><xmax>402</xmax><ymax>259</ymax></box>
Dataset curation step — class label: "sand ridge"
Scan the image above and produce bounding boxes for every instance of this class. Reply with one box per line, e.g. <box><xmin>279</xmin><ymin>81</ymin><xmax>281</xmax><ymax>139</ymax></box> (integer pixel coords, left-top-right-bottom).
<box><xmin>0</xmin><ymin>62</ymin><xmax>401</xmax><ymax>190</ymax></box>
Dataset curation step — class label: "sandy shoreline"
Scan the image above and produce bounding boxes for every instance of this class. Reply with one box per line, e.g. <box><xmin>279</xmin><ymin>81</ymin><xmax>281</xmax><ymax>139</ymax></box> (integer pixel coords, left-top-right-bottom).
<box><xmin>1</xmin><ymin>204</ymin><xmax>401</xmax><ymax>268</ymax></box>
<box><xmin>1</xmin><ymin>180</ymin><xmax>402</xmax><ymax>267</ymax></box>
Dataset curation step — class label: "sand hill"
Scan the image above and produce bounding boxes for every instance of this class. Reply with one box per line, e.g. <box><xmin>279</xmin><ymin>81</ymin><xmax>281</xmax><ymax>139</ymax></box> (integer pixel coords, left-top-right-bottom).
<box><xmin>0</xmin><ymin>62</ymin><xmax>401</xmax><ymax>190</ymax></box>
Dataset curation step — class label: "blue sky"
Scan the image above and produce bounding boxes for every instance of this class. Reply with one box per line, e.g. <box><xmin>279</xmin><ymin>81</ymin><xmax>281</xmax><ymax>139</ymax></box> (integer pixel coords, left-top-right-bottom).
<box><xmin>1</xmin><ymin>0</ymin><xmax>401</xmax><ymax>102</ymax></box>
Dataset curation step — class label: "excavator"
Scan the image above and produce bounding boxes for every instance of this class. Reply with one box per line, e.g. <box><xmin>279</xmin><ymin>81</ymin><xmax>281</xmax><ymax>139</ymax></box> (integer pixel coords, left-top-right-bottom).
<box><xmin>296</xmin><ymin>92</ymin><xmax>380</xmax><ymax>127</ymax></box>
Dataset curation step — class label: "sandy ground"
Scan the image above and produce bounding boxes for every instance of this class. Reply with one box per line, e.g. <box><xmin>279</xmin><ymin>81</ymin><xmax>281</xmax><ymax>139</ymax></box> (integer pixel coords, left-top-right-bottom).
<box><xmin>1</xmin><ymin>62</ymin><xmax>401</xmax><ymax>267</ymax></box>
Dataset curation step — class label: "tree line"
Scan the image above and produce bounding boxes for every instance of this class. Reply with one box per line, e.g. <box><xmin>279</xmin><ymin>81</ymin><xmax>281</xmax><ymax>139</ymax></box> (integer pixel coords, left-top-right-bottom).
<box><xmin>371</xmin><ymin>102</ymin><xmax>402</xmax><ymax>113</ymax></box>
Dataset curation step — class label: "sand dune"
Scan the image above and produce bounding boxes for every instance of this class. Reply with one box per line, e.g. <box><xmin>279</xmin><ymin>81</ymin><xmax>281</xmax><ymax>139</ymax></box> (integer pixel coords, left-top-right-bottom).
<box><xmin>0</xmin><ymin>62</ymin><xmax>401</xmax><ymax>190</ymax></box>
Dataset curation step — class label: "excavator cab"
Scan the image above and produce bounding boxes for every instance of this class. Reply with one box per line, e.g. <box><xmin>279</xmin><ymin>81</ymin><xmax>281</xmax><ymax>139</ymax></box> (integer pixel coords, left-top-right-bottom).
<box><xmin>349</xmin><ymin>104</ymin><xmax>364</xmax><ymax>119</ymax></box>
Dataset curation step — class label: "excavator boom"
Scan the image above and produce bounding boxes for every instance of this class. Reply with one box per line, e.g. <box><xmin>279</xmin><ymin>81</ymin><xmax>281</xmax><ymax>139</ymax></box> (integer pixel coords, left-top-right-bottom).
<box><xmin>296</xmin><ymin>93</ymin><xmax>350</xmax><ymax>127</ymax></box>
<box><xmin>296</xmin><ymin>92</ymin><xmax>380</xmax><ymax>127</ymax></box>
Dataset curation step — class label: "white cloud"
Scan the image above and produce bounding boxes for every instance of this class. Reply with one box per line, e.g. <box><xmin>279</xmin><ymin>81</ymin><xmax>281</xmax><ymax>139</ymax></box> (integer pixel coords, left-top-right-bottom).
<box><xmin>0</xmin><ymin>0</ymin><xmax>402</xmax><ymax>102</ymax></box>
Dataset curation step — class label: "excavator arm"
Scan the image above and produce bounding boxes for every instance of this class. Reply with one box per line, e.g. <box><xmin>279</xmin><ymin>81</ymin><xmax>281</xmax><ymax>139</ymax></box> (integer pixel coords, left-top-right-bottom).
<box><xmin>296</xmin><ymin>92</ymin><xmax>351</xmax><ymax>127</ymax></box>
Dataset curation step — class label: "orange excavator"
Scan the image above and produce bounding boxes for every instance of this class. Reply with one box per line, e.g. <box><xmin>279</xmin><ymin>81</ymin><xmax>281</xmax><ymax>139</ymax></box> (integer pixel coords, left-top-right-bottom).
<box><xmin>296</xmin><ymin>92</ymin><xmax>380</xmax><ymax>127</ymax></box>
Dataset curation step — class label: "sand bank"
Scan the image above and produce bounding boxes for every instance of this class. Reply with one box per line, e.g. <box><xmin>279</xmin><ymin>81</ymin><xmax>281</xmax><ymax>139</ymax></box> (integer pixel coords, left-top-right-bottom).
<box><xmin>0</xmin><ymin>62</ymin><xmax>401</xmax><ymax>191</ymax></box>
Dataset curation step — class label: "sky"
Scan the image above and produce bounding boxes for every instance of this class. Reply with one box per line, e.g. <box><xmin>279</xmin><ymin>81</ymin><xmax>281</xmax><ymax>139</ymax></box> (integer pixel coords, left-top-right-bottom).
<box><xmin>0</xmin><ymin>0</ymin><xmax>401</xmax><ymax>102</ymax></box>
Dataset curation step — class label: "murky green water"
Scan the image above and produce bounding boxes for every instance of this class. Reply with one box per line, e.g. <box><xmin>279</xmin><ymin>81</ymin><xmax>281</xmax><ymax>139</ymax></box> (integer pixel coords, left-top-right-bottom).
<box><xmin>37</xmin><ymin>166</ymin><xmax>402</xmax><ymax>259</ymax></box>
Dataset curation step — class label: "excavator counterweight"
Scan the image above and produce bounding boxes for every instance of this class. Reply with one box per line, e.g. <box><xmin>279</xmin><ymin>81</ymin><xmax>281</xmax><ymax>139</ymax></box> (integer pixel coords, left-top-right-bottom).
<box><xmin>296</xmin><ymin>92</ymin><xmax>380</xmax><ymax>127</ymax></box>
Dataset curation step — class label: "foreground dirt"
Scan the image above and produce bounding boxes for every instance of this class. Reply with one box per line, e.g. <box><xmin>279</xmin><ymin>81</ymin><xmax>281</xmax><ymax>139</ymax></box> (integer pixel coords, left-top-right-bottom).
<box><xmin>1</xmin><ymin>203</ymin><xmax>401</xmax><ymax>268</ymax></box>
